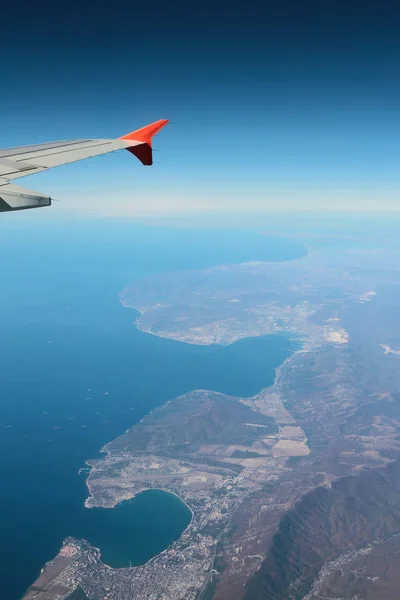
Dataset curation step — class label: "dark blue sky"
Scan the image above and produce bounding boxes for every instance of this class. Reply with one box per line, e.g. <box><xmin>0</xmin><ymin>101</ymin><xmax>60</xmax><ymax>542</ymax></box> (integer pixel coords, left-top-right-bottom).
<box><xmin>2</xmin><ymin>0</ymin><xmax>400</xmax><ymax>215</ymax></box>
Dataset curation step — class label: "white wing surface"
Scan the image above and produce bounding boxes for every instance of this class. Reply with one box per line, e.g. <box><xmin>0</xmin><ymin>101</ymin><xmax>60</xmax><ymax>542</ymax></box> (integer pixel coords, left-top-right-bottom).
<box><xmin>0</xmin><ymin>119</ymin><xmax>168</xmax><ymax>212</ymax></box>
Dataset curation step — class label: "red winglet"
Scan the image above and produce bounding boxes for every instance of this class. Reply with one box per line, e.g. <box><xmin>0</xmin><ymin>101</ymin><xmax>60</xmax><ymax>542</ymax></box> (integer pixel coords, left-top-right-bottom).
<box><xmin>118</xmin><ymin>119</ymin><xmax>169</xmax><ymax>166</ymax></box>
<box><xmin>119</xmin><ymin>119</ymin><xmax>169</xmax><ymax>145</ymax></box>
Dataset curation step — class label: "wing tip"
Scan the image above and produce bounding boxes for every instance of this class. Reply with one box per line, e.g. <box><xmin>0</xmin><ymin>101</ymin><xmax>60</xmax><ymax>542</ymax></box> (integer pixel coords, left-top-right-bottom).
<box><xmin>118</xmin><ymin>119</ymin><xmax>169</xmax><ymax>146</ymax></box>
<box><xmin>119</xmin><ymin>119</ymin><xmax>169</xmax><ymax>166</ymax></box>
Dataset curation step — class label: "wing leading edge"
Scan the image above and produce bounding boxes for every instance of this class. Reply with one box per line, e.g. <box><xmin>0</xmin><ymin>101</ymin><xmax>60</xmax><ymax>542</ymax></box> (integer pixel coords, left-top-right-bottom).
<box><xmin>0</xmin><ymin>119</ymin><xmax>168</xmax><ymax>212</ymax></box>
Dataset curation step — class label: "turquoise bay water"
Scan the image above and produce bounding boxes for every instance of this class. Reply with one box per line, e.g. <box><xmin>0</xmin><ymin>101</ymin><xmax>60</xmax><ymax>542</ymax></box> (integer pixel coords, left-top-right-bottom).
<box><xmin>83</xmin><ymin>491</ymin><xmax>193</xmax><ymax>568</ymax></box>
<box><xmin>0</xmin><ymin>220</ymin><xmax>305</xmax><ymax>598</ymax></box>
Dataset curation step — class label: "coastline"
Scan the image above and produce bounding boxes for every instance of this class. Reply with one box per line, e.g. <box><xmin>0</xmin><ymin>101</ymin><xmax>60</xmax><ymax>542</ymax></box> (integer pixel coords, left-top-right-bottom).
<box><xmin>80</xmin><ymin>252</ymin><xmax>348</xmax><ymax>585</ymax></box>
<box><xmin>22</xmin><ymin>243</ymin><xmax>400</xmax><ymax>600</ymax></box>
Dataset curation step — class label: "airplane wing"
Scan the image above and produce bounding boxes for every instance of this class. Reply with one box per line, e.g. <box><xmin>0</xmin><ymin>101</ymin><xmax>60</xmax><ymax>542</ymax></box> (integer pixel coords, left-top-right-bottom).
<box><xmin>0</xmin><ymin>119</ymin><xmax>168</xmax><ymax>212</ymax></box>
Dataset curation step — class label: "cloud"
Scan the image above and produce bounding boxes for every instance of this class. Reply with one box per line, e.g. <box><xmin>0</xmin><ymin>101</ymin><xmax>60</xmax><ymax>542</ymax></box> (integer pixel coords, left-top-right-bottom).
<box><xmin>51</xmin><ymin>184</ymin><xmax>400</xmax><ymax>218</ymax></box>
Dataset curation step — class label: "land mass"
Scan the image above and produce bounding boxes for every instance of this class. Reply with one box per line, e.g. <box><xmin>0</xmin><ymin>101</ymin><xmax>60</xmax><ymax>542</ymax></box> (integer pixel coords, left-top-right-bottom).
<box><xmin>24</xmin><ymin>244</ymin><xmax>400</xmax><ymax>599</ymax></box>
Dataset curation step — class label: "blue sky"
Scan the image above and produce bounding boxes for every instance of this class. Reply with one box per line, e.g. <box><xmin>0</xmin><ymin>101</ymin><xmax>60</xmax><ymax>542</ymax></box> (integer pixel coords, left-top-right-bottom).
<box><xmin>2</xmin><ymin>0</ymin><xmax>400</xmax><ymax>217</ymax></box>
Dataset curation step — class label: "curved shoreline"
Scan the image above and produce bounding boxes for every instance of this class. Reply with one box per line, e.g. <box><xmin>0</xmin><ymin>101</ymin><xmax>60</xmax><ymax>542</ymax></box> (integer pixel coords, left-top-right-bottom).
<box><xmin>82</xmin><ymin>488</ymin><xmax>194</xmax><ymax>571</ymax></box>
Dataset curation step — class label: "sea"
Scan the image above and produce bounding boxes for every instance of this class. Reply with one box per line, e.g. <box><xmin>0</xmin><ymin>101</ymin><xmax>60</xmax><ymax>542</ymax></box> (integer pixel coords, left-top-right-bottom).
<box><xmin>0</xmin><ymin>219</ymin><xmax>306</xmax><ymax>599</ymax></box>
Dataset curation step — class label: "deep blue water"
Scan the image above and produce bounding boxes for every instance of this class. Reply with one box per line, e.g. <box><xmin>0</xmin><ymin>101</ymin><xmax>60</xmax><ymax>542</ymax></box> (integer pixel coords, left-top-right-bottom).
<box><xmin>0</xmin><ymin>220</ymin><xmax>305</xmax><ymax>599</ymax></box>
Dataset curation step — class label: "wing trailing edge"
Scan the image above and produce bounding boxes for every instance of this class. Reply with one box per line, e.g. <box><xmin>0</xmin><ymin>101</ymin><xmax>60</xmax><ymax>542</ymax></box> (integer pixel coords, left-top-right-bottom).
<box><xmin>0</xmin><ymin>184</ymin><xmax>51</xmax><ymax>212</ymax></box>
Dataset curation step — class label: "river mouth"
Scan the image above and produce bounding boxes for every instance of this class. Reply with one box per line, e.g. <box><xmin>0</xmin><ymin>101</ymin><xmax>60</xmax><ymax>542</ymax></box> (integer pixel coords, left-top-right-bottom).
<box><xmin>75</xmin><ymin>490</ymin><xmax>192</xmax><ymax>569</ymax></box>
